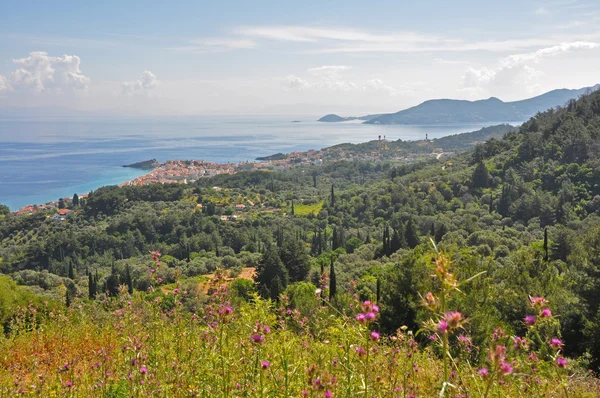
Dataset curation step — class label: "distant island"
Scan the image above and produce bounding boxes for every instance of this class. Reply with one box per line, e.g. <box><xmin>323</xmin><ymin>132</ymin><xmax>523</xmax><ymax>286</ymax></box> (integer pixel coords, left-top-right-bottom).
<box><xmin>318</xmin><ymin>113</ymin><xmax>381</xmax><ymax>123</ymax></box>
<box><xmin>256</xmin><ymin>153</ymin><xmax>288</xmax><ymax>161</ymax></box>
<box><xmin>319</xmin><ymin>84</ymin><xmax>600</xmax><ymax>125</ymax></box>
<box><xmin>123</xmin><ymin>159</ymin><xmax>161</xmax><ymax>170</ymax></box>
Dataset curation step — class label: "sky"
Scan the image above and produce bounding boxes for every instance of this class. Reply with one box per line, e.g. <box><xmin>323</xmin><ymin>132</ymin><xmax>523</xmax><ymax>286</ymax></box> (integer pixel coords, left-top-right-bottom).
<box><xmin>0</xmin><ymin>0</ymin><xmax>599</xmax><ymax>116</ymax></box>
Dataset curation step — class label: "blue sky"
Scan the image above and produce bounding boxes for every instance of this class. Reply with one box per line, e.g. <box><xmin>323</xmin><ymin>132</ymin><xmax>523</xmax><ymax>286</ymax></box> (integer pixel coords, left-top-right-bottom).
<box><xmin>0</xmin><ymin>0</ymin><xmax>599</xmax><ymax>115</ymax></box>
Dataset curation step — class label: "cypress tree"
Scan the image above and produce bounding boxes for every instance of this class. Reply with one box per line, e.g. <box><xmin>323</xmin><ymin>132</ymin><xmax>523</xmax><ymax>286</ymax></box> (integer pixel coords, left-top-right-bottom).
<box><xmin>313</xmin><ymin>173</ymin><xmax>317</xmax><ymax>188</ymax></box>
<box><xmin>405</xmin><ymin>218</ymin><xmax>420</xmax><ymax>249</ymax></box>
<box><xmin>543</xmin><ymin>228</ymin><xmax>549</xmax><ymax>262</ymax></box>
<box><xmin>329</xmin><ymin>257</ymin><xmax>337</xmax><ymax>301</ymax></box>
<box><xmin>255</xmin><ymin>244</ymin><xmax>289</xmax><ymax>301</ymax></box>
<box><xmin>65</xmin><ymin>290</ymin><xmax>71</xmax><ymax>307</ymax></box>
<box><xmin>125</xmin><ymin>265</ymin><xmax>133</xmax><ymax>294</ymax></box>
<box><xmin>376</xmin><ymin>277</ymin><xmax>381</xmax><ymax>304</ymax></box>
<box><xmin>88</xmin><ymin>273</ymin><xmax>95</xmax><ymax>299</ymax></box>
<box><xmin>72</xmin><ymin>193</ymin><xmax>80</xmax><ymax>207</ymax></box>
<box><xmin>68</xmin><ymin>260</ymin><xmax>75</xmax><ymax>280</ymax></box>
<box><xmin>291</xmin><ymin>200</ymin><xmax>295</xmax><ymax>216</ymax></box>
<box><xmin>331</xmin><ymin>184</ymin><xmax>335</xmax><ymax>207</ymax></box>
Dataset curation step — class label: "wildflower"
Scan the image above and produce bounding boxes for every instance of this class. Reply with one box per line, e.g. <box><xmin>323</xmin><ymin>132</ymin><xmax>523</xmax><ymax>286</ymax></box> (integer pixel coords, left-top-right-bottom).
<box><xmin>261</xmin><ymin>361</ymin><xmax>270</xmax><ymax>370</ymax></box>
<box><xmin>500</xmin><ymin>361</ymin><xmax>513</xmax><ymax>375</ymax></box>
<box><xmin>514</xmin><ymin>336</ymin><xmax>529</xmax><ymax>350</ymax></box>
<box><xmin>424</xmin><ymin>292</ymin><xmax>437</xmax><ymax>308</ymax></box>
<box><xmin>530</xmin><ymin>296</ymin><xmax>548</xmax><ymax>308</ymax></box>
<box><xmin>370</xmin><ymin>331</ymin><xmax>380</xmax><ymax>341</ymax></box>
<box><xmin>315</xmin><ymin>288</ymin><xmax>322</xmax><ymax>295</ymax></box>
<box><xmin>478</xmin><ymin>368</ymin><xmax>488</xmax><ymax>377</ymax></box>
<box><xmin>372</xmin><ymin>304</ymin><xmax>379</xmax><ymax>313</ymax></box>
<box><xmin>140</xmin><ymin>366</ymin><xmax>148</xmax><ymax>375</ymax></box>
<box><xmin>263</xmin><ymin>326</ymin><xmax>271</xmax><ymax>334</ymax></box>
<box><xmin>252</xmin><ymin>334</ymin><xmax>264</xmax><ymax>344</ymax></box>
<box><xmin>550</xmin><ymin>338</ymin><xmax>563</xmax><ymax>350</ymax></box>
<box><xmin>356</xmin><ymin>313</ymin><xmax>366</xmax><ymax>323</ymax></box>
<box><xmin>557</xmin><ymin>357</ymin><xmax>567</xmax><ymax>368</ymax></box>
<box><xmin>444</xmin><ymin>311</ymin><xmax>463</xmax><ymax>328</ymax></box>
<box><xmin>438</xmin><ymin>320</ymin><xmax>449</xmax><ymax>334</ymax></box>
<box><xmin>325</xmin><ymin>391</ymin><xmax>332</xmax><ymax>398</ymax></box>
<box><xmin>524</xmin><ymin>315</ymin><xmax>536</xmax><ymax>325</ymax></box>
<box><xmin>365</xmin><ymin>312</ymin><xmax>376</xmax><ymax>321</ymax></box>
<box><xmin>540</xmin><ymin>308</ymin><xmax>552</xmax><ymax>318</ymax></box>
<box><xmin>356</xmin><ymin>346</ymin><xmax>366</xmax><ymax>356</ymax></box>
<box><xmin>65</xmin><ymin>381</ymin><xmax>73</xmax><ymax>388</ymax></box>
<box><xmin>492</xmin><ymin>345</ymin><xmax>507</xmax><ymax>362</ymax></box>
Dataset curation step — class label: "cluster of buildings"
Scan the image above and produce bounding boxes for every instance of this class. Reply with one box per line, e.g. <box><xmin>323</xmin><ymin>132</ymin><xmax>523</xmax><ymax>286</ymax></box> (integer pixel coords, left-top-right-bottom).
<box><xmin>13</xmin><ymin>194</ymin><xmax>88</xmax><ymax>216</ymax></box>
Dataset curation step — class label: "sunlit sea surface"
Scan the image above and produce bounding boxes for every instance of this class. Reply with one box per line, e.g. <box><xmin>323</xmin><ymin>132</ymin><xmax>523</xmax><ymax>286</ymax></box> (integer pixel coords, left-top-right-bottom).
<box><xmin>0</xmin><ymin>115</ymin><xmax>518</xmax><ymax>210</ymax></box>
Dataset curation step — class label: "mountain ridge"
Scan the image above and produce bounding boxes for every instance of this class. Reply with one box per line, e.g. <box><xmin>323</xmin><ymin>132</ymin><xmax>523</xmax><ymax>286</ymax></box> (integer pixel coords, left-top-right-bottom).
<box><xmin>318</xmin><ymin>84</ymin><xmax>600</xmax><ymax>125</ymax></box>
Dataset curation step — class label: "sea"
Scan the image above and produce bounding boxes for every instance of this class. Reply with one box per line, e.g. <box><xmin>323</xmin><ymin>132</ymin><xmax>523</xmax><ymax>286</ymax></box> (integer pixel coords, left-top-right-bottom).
<box><xmin>0</xmin><ymin>115</ymin><xmax>517</xmax><ymax>211</ymax></box>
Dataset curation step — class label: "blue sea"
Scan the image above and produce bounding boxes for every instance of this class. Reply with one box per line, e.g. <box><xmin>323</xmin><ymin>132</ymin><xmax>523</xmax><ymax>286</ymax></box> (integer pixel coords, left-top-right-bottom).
<box><xmin>0</xmin><ymin>116</ymin><xmax>515</xmax><ymax>211</ymax></box>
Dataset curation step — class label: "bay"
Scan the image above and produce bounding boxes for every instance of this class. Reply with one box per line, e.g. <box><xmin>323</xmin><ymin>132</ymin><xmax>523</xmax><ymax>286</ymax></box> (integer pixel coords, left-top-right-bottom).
<box><xmin>0</xmin><ymin>115</ymin><xmax>517</xmax><ymax>211</ymax></box>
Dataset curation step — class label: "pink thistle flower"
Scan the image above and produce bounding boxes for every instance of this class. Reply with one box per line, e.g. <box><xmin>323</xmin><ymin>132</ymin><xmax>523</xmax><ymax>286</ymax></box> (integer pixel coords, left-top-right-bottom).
<box><xmin>324</xmin><ymin>391</ymin><xmax>332</xmax><ymax>398</ymax></box>
<box><xmin>370</xmin><ymin>331</ymin><xmax>380</xmax><ymax>341</ymax></box>
<box><xmin>65</xmin><ymin>381</ymin><xmax>73</xmax><ymax>388</ymax></box>
<box><xmin>264</xmin><ymin>326</ymin><xmax>271</xmax><ymax>334</ymax></box>
<box><xmin>363</xmin><ymin>300</ymin><xmax>372</xmax><ymax>308</ymax></box>
<box><xmin>444</xmin><ymin>311</ymin><xmax>463</xmax><ymax>328</ymax></box>
<box><xmin>514</xmin><ymin>336</ymin><xmax>528</xmax><ymax>350</ymax></box>
<box><xmin>252</xmin><ymin>334</ymin><xmax>264</xmax><ymax>344</ymax></box>
<box><xmin>540</xmin><ymin>308</ymin><xmax>552</xmax><ymax>318</ymax></box>
<box><xmin>140</xmin><ymin>366</ymin><xmax>148</xmax><ymax>375</ymax></box>
<box><xmin>356</xmin><ymin>346</ymin><xmax>366</xmax><ymax>356</ymax></box>
<box><xmin>365</xmin><ymin>312</ymin><xmax>376</xmax><ymax>321</ymax></box>
<box><xmin>261</xmin><ymin>361</ymin><xmax>270</xmax><ymax>370</ymax></box>
<box><xmin>524</xmin><ymin>315</ymin><xmax>536</xmax><ymax>325</ymax></box>
<box><xmin>438</xmin><ymin>320</ymin><xmax>449</xmax><ymax>334</ymax></box>
<box><xmin>550</xmin><ymin>338</ymin><xmax>563</xmax><ymax>350</ymax></box>
<box><xmin>530</xmin><ymin>296</ymin><xmax>548</xmax><ymax>308</ymax></box>
<box><xmin>500</xmin><ymin>361</ymin><xmax>513</xmax><ymax>375</ymax></box>
<box><xmin>372</xmin><ymin>304</ymin><xmax>379</xmax><ymax>313</ymax></box>
<box><xmin>557</xmin><ymin>357</ymin><xmax>567</xmax><ymax>368</ymax></box>
<box><xmin>478</xmin><ymin>368</ymin><xmax>488</xmax><ymax>377</ymax></box>
<box><xmin>356</xmin><ymin>313</ymin><xmax>366</xmax><ymax>323</ymax></box>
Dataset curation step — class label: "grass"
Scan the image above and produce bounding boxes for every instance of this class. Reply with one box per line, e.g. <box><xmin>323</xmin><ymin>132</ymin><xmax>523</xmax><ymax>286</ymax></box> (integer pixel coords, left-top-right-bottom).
<box><xmin>293</xmin><ymin>201</ymin><xmax>324</xmax><ymax>216</ymax></box>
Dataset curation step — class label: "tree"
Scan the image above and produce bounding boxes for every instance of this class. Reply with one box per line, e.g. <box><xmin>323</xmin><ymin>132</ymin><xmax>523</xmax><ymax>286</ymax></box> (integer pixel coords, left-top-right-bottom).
<box><xmin>72</xmin><ymin>193</ymin><xmax>80</xmax><ymax>207</ymax></box>
<box><xmin>105</xmin><ymin>265</ymin><xmax>120</xmax><ymax>297</ymax></box>
<box><xmin>68</xmin><ymin>260</ymin><xmax>75</xmax><ymax>280</ymax></box>
<box><xmin>329</xmin><ymin>257</ymin><xmax>337</xmax><ymax>301</ymax></box>
<box><xmin>58</xmin><ymin>198</ymin><xmax>66</xmax><ymax>209</ymax></box>
<box><xmin>255</xmin><ymin>244</ymin><xmax>289</xmax><ymax>301</ymax></box>
<box><xmin>280</xmin><ymin>238</ymin><xmax>310</xmax><ymax>283</ymax></box>
<box><xmin>291</xmin><ymin>200</ymin><xmax>295</xmax><ymax>216</ymax></box>
<box><xmin>390</xmin><ymin>228</ymin><xmax>405</xmax><ymax>254</ymax></box>
<box><xmin>0</xmin><ymin>204</ymin><xmax>9</xmax><ymax>216</ymax></box>
<box><xmin>88</xmin><ymin>273</ymin><xmax>97</xmax><ymax>299</ymax></box>
<box><xmin>312</xmin><ymin>173</ymin><xmax>317</xmax><ymax>188</ymax></box>
<box><xmin>543</xmin><ymin>228</ymin><xmax>549</xmax><ymax>262</ymax></box>
<box><xmin>331</xmin><ymin>184</ymin><xmax>335</xmax><ymax>207</ymax></box>
<box><xmin>405</xmin><ymin>218</ymin><xmax>420</xmax><ymax>249</ymax></box>
<box><xmin>125</xmin><ymin>265</ymin><xmax>133</xmax><ymax>294</ymax></box>
<box><xmin>471</xmin><ymin>161</ymin><xmax>489</xmax><ymax>189</ymax></box>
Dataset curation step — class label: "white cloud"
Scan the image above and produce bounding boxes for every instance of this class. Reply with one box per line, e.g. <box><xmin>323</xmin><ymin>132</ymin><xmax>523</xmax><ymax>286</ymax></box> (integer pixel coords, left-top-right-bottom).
<box><xmin>500</xmin><ymin>41</ymin><xmax>599</xmax><ymax>66</ymax></box>
<box><xmin>535</xmin><ymin>7</ymin><xmax>551</xmax><ymax>15</ymax></box>
<box><xmin>283</xmin><ymin>66</ymin><xmax>400</xmax><ymax>96</ymax></box>
<box><xmin>460</xmin><ymin>41</ymin><xmax>599</xmax><ymax>98</ymax></box>
<box><xmin>9</xmin><ymin>51</ymin><xmax>90</xmax><ymax>93</ymax></box>
<box><xmin>121</xmin><ymin>71</ymin><xmax>159</xmax><ymax>96</ymax></box>
<box><xmin>0</xmin><ymin>75</ymin><xmax>9</xmax><ymax>93</ymax></box>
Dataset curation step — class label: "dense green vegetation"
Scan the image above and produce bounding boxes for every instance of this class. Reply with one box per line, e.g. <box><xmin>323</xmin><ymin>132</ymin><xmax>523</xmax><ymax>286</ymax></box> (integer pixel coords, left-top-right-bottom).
<box><xmin>1</xmin><ymin>88</ymin><xmax>600</xmax><ymax>395</ymax></box>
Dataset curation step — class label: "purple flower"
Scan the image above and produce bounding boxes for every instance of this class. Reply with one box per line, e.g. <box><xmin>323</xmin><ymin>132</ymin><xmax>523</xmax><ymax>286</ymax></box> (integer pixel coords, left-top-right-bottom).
<box><xmin>550</xmin><ymin>338</ymin><xmax>563</xmax><ymax>349</ymax></box>
<box><xmin>478</xmin><ymin>368</ymin><xmax>488</xmax><ymax>377</ymax></box>
<box><xmin>356</xmin><ymin>346</ymin><xmax>366</xmax><ymax>356</ymax></box>
<box><xmin>261</xmin><ymin>361</ymin><xmax>270</xmax><ymax>370</ymax></box>
<box><xmin>252</xmin><ymin>334</ymin><xmax>264</xmax><ymax>344</ymax></box>
<box><xmin>540</xmin><ymin>308</ymin><xmax>552</xmax><ymax>318</ymax></box>
<box><xmin>324</xmin><ymin>391</ymin><xmax>332</xmax><ymax>398</ymax></box>
<box><xmin>65</xmin><ymin>381</ymin><xmax>73</xmax><ymax>388</ymax></box>
<box><xmin>372</xmin><ymin>304</ymin><xmax>379</xmax><ymax>313</ymax></box>
<box><xmin>365</xmin><ymin>312</ymin><xmax>376</xmax><ymax>321</ymax></box>
<box><xmin>500</xmin><ymin>361</ymin><xmax>513</xmax><ymax>375</ymax></box>
<box><xmin>557</xmin><ymin>357</ymin><xmax>567</xmax><ymax>368</ymax></box>
<box><xmin>370</xmin><ymin>331</ymin><xmax>380</xmax><ymax>341</ymax></box>
<box><xmin>263</xmin><ymin>326</ymin><xmax>271</xmax><ymax>334</ymax></box>
<box><xmin>524</xmin><ymin>315</ymin><xmax>536</xmax><ymax>325</ymax></box>
<box><xmin>356</xmin><ymin>313</ymin><xmax>366</xmax><ymax>323</ymax></box>
<box><xmin>438</xmin><ymin>320</ymin><xmax>449</xmax><ymax>334</ymax></box>
<box><xmin>140</xmin><ymin>366</ymin><xmax>148</xmax><ymax>375</ymax></box>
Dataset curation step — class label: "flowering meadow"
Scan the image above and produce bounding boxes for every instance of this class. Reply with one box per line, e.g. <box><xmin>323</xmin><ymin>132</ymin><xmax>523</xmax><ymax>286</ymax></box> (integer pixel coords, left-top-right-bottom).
<box><xmin>0</xmin><ymin>251</ymin><xmax>597</xmax><ymax>397</ymax></box>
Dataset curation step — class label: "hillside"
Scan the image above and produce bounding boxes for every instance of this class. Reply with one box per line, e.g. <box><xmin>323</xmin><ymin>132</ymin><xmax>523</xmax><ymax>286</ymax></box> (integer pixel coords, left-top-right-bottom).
<box><xmin>2</xmin><ymin>90</ymin><xmax>600</xmax><ymax>394</ymax></box>
<box><xmin>318</xmin><ymin>84</ymin><xmax>599</xmax><ymax>125</ymax></box>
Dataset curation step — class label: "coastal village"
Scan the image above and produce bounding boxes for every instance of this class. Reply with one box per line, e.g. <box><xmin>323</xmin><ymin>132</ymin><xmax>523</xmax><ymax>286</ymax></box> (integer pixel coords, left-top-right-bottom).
<box><xmin>12</xmin><ymin>136</ymin><xmax>448</xmax><ymax>216</ymax></box>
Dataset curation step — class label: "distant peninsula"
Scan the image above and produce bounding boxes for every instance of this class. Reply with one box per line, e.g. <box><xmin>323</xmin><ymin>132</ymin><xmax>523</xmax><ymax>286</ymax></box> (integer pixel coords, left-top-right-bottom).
<box><xmin>255</xmin><ymin>153</ymin><xmax>288</xmax><ymax>161</ymax></box>
<box><xmin>318</xmin><ymin>113</ymin><xmax>382</xmax><ymax>123</ymax></box>
<box><xmin>123</xmin><ymin>159</ymin><xmax>161</xmax><ymax>170</ymax></box>
<box><xmin>318</xmin><ymin>84</ymin><xmax>600</xmax><ymax>125</ymax></box>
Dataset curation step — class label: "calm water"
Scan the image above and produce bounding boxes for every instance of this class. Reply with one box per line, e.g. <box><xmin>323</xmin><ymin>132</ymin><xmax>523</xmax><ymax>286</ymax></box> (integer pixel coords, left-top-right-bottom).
<box><xmin>0</xmin><ymin>116</ymin><xmax>514</xmax><ymax>210</ymax></box>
